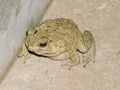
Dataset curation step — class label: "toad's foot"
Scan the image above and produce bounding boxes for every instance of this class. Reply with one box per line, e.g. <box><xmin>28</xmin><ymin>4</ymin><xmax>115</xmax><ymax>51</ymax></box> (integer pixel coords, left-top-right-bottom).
<box><xmin>62</xmin><ymin>58</ymin><xmax>80</xmax><ymax>70</ymax></box>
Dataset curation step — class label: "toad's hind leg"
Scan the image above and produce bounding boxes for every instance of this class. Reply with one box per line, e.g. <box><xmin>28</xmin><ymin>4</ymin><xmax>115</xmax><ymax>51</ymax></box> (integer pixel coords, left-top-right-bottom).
<box><xmin>77</xmin><ymin>30</ymin><xmax>96</xmax><ymax>67</ymax></box>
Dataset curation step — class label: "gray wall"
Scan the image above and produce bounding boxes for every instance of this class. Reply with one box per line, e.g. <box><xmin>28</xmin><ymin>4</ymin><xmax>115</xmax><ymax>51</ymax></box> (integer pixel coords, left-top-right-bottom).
<box><xmin>0</xmin><ymin>0</ymin><xmax>52</xmax><ymax>80</ymax></box>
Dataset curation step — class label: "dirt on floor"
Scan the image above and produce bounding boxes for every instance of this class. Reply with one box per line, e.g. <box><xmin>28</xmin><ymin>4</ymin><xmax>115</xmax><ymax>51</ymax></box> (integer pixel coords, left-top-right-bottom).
<box><xmin>0</xmin><ymin>0</ymin><xmax>120</xmax><ymax>90</ymax></box>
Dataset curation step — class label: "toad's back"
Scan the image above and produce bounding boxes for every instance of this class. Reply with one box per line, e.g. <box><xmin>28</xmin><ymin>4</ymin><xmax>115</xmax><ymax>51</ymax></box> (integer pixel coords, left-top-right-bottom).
<box><xmin>40</xmin><ymin>18</ymin><xmax>82</xmax><ymax>35</ymax></box>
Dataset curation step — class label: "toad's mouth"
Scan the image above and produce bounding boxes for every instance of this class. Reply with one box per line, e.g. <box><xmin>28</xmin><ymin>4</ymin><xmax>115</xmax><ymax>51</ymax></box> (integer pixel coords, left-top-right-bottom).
<box><xmin>28</xmin><ymin>48</ymin><xmax>56</xmax><ymax>56</ymax></box>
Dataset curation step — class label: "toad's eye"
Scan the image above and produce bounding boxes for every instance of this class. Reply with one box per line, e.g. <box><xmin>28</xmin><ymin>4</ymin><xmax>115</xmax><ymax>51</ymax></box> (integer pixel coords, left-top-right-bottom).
<box><xmin>33</xmin><ymin>29</ymin><xmax>38</xmax><ymax>34</ymax></box>
<box><xmin>39</xmin><ymin>43</ymin><xmax>47</xmax><ymax>47</ymax></box>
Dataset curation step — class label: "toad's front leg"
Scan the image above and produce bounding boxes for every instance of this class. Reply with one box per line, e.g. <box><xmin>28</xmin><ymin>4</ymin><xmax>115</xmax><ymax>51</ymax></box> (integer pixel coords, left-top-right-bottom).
<box><xmin>18</xmin><ymin>43</ymin><xmax>30</xmax><ymax>63</ymax></box>
<box><xmin>62</xmin><ymin>46</ymin><xmax>80</xmax><ymax>70</ymax></box>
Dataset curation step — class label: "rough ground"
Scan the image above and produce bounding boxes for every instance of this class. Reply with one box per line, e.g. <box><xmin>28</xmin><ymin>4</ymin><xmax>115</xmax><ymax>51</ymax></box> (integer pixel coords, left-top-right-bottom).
<box><xmin>0</xmin><ymin>0</ymin><xmax>120</xmax><ymax>90</ymax></box>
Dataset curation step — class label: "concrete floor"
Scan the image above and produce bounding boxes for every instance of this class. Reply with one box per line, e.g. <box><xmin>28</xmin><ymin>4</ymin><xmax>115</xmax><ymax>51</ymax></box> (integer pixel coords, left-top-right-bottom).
<box><xmin>0</xmin><ymin>0</ymin><xmax>120</xmax><ymax>90</ymax></box>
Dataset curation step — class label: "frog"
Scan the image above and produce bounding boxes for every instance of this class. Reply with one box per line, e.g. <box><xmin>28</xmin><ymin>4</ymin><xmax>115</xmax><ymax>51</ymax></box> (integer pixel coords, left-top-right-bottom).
<box><xmin>19</xmin><ymin>18</ymin><xmax>96</xmax><ymax>69</ymax></box>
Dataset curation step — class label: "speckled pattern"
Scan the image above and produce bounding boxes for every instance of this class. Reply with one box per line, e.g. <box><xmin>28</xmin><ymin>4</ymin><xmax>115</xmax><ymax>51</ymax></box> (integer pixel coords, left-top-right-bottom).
<box><xmin>19</xmin><ymin>18</ymin><xmax>95</xmax><ymax>69</ymax></box>
<box><xmin>0</xmin><ymin>0</ymin><xmax>120</xmax><ymax>90</ymax></box>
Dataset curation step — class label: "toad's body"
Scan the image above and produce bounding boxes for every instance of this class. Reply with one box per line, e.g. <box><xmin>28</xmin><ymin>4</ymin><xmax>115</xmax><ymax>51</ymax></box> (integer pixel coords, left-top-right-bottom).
<box><xmin>19</xmin><ymin>18</ymin><xmax>96</xmax><ymax>68</ymax></box>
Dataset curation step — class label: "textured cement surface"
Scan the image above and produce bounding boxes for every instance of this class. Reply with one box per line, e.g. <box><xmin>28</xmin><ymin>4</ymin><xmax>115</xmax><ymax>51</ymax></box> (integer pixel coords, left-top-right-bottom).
<box><xmin>0</xmin><ymin>0</ymin><xmax>120</xmax><ymax>90</ymax></box>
